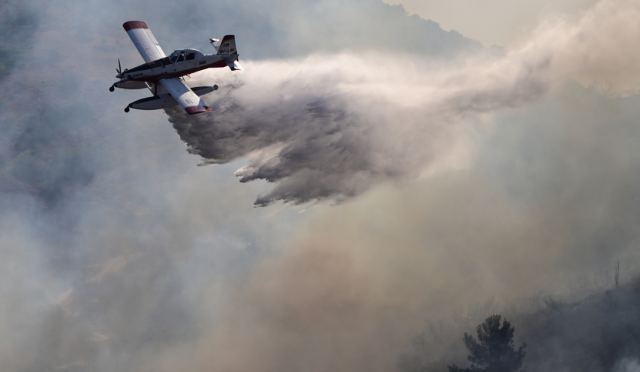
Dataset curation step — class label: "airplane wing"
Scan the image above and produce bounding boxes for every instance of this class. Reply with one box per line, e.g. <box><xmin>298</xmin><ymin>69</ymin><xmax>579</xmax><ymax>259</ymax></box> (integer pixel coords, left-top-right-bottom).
<box><xmin>123</xmin><ymin>21</ymin><xmax>166</xmax><ymax>62</ymax></box>
<box><xmin>159</xmin><ymin>78</ymin><xmax>212</xmax><ymax>114</ymax></box>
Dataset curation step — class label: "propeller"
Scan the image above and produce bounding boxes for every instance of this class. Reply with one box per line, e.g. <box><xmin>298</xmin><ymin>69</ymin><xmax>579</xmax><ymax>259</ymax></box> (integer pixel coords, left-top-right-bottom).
<box><xmin>110</xmin><ymin>59</ymin><xmax>123</xmax><ymax>92</ymax></box>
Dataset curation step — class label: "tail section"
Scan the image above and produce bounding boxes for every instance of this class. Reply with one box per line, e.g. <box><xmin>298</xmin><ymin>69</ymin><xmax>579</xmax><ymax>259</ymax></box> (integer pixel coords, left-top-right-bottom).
<box><xmin>216</xmin><ymin>35</ymin><xmax>237</xmax><ymax>55</ymax></box>
<box><xmin>211</xmin><ymin>35</ymin><xmax>242</xmax><ymax>71</ymax></box>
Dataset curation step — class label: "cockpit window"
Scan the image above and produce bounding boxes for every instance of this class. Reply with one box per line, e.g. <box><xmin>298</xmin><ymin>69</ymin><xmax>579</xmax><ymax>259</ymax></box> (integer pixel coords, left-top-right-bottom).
<box><xmin>186</xmin><ymin>53</ymin><xmax>195</xmax><ymax>60</ymax></box>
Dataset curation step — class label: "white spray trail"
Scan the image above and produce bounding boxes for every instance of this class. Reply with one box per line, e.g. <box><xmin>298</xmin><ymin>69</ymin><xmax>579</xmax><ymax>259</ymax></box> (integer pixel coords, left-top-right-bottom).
<box><xmin>166</xmin><ymin>0</ymin><xmax>640</xmax><ymax>206</ymax></box>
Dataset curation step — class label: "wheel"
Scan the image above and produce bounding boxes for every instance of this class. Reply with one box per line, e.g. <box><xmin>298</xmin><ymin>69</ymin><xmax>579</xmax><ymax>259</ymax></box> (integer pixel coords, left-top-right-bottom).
<box><xmin>124</xmin><ymin>107</ymin><xmax>130</xmax><ymax>113</ymax></box>
<box><xmin>109</xmin><ymin>86</ymin><xmax>115</xmax><ymax>92</ymax></box>
<box><xmin>213</xmin><ymin>84</ymin><xmax>219</xmax><ymax>90</ymax></box>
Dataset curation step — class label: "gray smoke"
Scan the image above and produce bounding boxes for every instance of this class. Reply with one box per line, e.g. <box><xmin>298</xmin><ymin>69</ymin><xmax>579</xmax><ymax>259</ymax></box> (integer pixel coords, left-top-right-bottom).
<box><xmin>166</xmin><ymin>53</ymin><xmax>549</xmax><ymax>206</ymax></box>
<box><xmin>201</xmin><ymin>81</ymin><xmax>640</xmax><ymax>372</ymax></box>
<box><xmin>164</xmin><ymin>0</ymin><xmax>640</xmax><ymax>206</ymax></box>
<box><xmin>0</xmin><ymin>1</ymin><xmax>475</xmax><ymax>371</ymax></box>
<box><xmin>615</xmin><ymin>359</ymin><xmax>640</xmax><ymax>372</ymax></box>
<box><xmin>2</xmin><ymin>0</ymin><xmax>640</xmax><ymax>372</ymax></box>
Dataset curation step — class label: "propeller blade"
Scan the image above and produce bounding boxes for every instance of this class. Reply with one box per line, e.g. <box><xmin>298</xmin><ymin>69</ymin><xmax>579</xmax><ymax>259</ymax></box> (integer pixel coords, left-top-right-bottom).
<box><xmin>117</xmin><ymin>58</ymin><xmax>122</xmax><ymax>74</ymax></box>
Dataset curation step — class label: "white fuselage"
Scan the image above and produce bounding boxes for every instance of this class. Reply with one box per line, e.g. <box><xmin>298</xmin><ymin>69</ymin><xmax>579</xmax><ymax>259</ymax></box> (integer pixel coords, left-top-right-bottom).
<box><xmin>118</xmin><ymin>50</ymin><xmax>230</xmax><ymax>82</ymax></box>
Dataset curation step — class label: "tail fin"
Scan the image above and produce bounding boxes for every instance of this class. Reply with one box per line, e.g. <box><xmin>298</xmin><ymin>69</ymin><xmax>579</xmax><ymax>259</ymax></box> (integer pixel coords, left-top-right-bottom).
<box><xmin>216</xmin><ymin>35</ymin><xmax>242</xmax><ymax>70</ymax></box>
<box><xmin>216</xmin><ymin>35</ymin><xmax>237</xmax><ymax>56</ymax></box>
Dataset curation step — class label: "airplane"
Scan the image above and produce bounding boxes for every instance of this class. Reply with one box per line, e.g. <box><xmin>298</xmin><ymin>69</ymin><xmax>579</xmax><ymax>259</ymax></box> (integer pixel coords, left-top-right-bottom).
<box><xmin>110</xmin><ymin>20</ymin><xmax>242</xmax><ymax>114</ymax></box>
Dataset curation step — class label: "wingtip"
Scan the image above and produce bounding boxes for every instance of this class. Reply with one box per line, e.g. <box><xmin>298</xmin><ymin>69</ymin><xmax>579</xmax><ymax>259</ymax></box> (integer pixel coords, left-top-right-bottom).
<box><xmin>123</xmin><ymin>21</ymin><xmax>148</xmax><ymax>31</ymax></box>
<box><xmin>185</xmin><ymin>106</ymin><xmax>211</xmax><ymax>115</ymax></box>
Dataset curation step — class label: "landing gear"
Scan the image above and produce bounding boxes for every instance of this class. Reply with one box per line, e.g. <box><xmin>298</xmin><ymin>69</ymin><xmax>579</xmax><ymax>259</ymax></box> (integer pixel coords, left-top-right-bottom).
<box><xmin>213</xmin><ymin>84</ymin><xmax>219</xmax><ymax>91</ymax></box>
<box><xmin>109</xmin><ymin>85</ymin><xmax>115</xmax><ymax>92</ymax></box>
<box><xmin>124</xmin><ymin>106</ymin><xmax>130</xmax><ymax>113</ymax></box>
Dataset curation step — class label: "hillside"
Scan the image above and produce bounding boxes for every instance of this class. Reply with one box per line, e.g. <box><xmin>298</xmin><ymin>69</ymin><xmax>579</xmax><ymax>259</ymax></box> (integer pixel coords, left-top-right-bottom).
<box><xmin>399</xmin><ymin>279</ymin><xmax>640</xmax><ymax>372</ymax></box>
<box><xmin>519</xmin><ymin>280</ymin><xmax>640</xmax><ymax>372</ymax></box>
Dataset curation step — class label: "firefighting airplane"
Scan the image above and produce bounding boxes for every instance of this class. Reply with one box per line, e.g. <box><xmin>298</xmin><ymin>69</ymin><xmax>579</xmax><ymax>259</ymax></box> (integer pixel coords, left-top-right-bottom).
<box><xmin>109</xmin><ymin>20</ymin><xmax>242</xmax><ymax>114</ymax></box>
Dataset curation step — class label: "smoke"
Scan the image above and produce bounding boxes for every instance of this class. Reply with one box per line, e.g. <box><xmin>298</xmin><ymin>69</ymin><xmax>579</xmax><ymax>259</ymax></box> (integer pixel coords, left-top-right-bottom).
<box><xmin>615</xmin><ymin>359</ymin><xmax>640</xmax><ymax>372</ymax></box>
<box><xmin>164</xmin><ymin>1</ymin><xmax>640</xmax><ymax>371</ymax></box>
<box><xmin>188</xmin><ymin>88</ymin><xmax>640</xmax><ymax>372</ymax></box>
<box><xmin>491</xmin><ymin>273</ymin><xmax>640</xmax><ymax>372</ymax></box>
<box><xmin>2</xmin><ymin>0</ymin><xmax>640</xmax><ymax>371</ymax></box>
<box><xmin>167</xmin><ymin>56</ymin><xmax>478</xmax><ymax>206</ymax></box>
<box><xmin>167</xmin><ymin>0</ymin><xmax>640</xmax><ymax>206</ymax></box>
<box><xmin>167</xmin><ymin>52</ymin><xmax>542</xmax><ymax>206</ymax></box>
<box><xmin>546</xmin><ymin>0</ymin><xmax>640</xmax><ymax>95</ymax></box>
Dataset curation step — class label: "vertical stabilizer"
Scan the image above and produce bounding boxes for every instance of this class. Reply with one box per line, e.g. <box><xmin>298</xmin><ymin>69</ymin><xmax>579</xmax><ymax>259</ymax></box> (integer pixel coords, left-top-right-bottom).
<box><xmin>216</xmin><ymin>35</ymin><xmax>242</xmax><ymax>70</ymax></box>
<box><xmin>216</xmin><ymin>35</ymin><xmax>237</xmax><ymax>55</ymax></box>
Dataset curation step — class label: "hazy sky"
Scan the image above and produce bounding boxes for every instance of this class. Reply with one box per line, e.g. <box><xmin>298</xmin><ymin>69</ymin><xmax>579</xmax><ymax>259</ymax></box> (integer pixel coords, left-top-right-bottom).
<box><xmin>2</xmin><ymin>1</ymin><xmax>640</xmax><ymax>371</ymax></box>
<box><xmin>386</xmin><ymin>0</ymin><xmax>597</xmax><ymax>46</ymax></box>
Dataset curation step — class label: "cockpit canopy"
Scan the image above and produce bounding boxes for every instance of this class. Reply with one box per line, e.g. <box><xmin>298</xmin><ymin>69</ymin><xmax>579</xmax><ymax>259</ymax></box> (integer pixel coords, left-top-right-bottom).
<box><xmin>123</xmin><ymin>48</ymin><xmax>206</xmax><ymax>75</ymax></box>
<box><xmin>169</xmin><ymin>49</ymin><xmax>203</xmax><ymax>63</ymax></box>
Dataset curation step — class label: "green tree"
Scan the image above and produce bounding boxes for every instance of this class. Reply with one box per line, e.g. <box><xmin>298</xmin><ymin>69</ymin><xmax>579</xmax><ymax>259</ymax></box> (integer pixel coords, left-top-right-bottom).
<box><xmin>448</xmin><ymin>315</ymin><xmax>526</xmax><ymax>372</ymax></box>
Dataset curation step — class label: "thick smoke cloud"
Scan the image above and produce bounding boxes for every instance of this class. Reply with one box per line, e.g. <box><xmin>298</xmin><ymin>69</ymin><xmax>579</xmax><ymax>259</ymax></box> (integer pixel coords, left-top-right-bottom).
<box><xmin>2</xmin><ymin>0</ymin><xmax>640</xmax><ymax>372</ymax></box>
<box><xmin>194</xmin><ymin>82</ymin><xmax>640</xmax><ymax>372</ymax></box>
<box><xmin>167</xmin><ymin>57</ymin><xmax>471</xmax><ymax>206</ymax></box>
<box><xmin>1</xmin><ymin>1</ymin><xmax>475</xmax><ymax>371</ymax></box>
<box><xmin>616</xmin><ymin>359</ymin><xmax>640</xmax><ymax>372</ymax></box>
<box><xmin>168</xmin><ymin>53</ymin><xmax>542</xmax><ymax>206</ymax></box>
<box><xmin>167</xmin><ymin>0</ymin><xmax>640</xmax><ymax>206</ymax></box>
<box><xmin>158</xmin><ymin>1</ymin><xmax>640</xmax><ymax>371</ymax></box>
